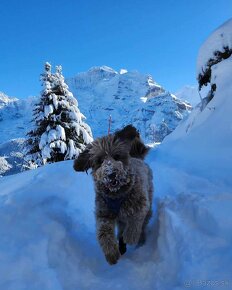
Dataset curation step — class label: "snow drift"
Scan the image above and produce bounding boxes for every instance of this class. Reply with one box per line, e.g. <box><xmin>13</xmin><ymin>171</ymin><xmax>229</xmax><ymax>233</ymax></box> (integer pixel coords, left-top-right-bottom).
<box><xmin>0</xmin><ymin>154</ymin><xmax>232</xmax><ymax>290</ymax></box>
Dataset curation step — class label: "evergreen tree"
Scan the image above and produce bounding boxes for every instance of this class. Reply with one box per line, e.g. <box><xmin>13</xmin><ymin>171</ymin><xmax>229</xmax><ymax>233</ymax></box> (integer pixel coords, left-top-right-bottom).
<box><xmin>24</xmin><ymin>62</ymin><xmax>93</xmax><ymax>168</ymax></box>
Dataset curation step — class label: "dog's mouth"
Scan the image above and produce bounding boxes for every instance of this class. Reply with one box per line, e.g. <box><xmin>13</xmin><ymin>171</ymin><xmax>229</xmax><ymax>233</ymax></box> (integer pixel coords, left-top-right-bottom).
<box><xmin>103</xmin><ymin>177</ymin><xmax>120</xmax><ymax>189</ymax></box>
<box><xmin>103</xmin><ymin>174</ymin><xmax>129</xmax><ymax>192</ymax></box>
<box><xmin>109</xmin><ymin>179</ymin><xmax>119</xmax><ymax>188</ymax></box>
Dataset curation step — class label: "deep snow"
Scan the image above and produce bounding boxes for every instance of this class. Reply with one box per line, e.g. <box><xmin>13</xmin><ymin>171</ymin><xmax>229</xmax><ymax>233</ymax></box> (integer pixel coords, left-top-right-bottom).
<box><xmin>0</xmin><ymin>150</ymin><xmax>231</xmax><ymax>290</ymax></box>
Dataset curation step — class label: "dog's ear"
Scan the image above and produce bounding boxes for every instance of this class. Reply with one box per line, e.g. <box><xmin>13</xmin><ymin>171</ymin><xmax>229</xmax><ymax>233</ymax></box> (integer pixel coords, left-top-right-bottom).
<box><xmin>73</xmin><ymin>144</ymin><xmax>92</xmax><ymax>172</ymax></box>
<box><xmin>130</xmin><ymin>138</ymin><xmax>150</xmax><ymax>160</ymax></box>
<box><xmin>114</xmin><ymin>125</ymin><xmax>139</xmax><ymax>142</ymax></box>
<box><xmin>114</xmin><ymin>125</ymin><xmax>149</xmax><ymax>160</ymax></box>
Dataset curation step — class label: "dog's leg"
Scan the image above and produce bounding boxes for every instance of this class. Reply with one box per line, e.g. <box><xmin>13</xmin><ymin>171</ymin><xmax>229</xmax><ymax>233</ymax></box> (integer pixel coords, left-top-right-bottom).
<box><xmin>123</xmin><ymin>215</ymin><xmax>145</xmax><ymax>245</ymax></box>
<box><xmin>117</xmin><ymin>221</ymin><xmax>127</xmax><ymax>255</ymax></box>
<box><xmin>96</xmin><ymin>216</ymin><xmax>121</xmax><ymax>265</ymax></box>
<box><xmin>138</xmin><ymin>207</ymin><xmax>152</xmax><ymax>246</ymax></box>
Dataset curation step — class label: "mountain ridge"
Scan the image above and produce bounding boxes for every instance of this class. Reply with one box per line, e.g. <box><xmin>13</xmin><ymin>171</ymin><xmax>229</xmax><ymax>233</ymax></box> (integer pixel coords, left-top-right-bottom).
<box><xmin>0</xmin><ymin>66</ymin><xmax>191</xmax><ymax>175</ymax></box>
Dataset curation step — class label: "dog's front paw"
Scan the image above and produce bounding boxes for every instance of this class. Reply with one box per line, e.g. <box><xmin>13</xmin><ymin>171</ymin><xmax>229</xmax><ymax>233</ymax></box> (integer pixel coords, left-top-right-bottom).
<box><xmin>123</xmin><ymin>227</ymin><xmax>141</xmax><ymax>245</ymax></box>
<box><xmin>105</xmin><ymin>245</ymin><xmax>121</xmax><ymax>265</ymax></box>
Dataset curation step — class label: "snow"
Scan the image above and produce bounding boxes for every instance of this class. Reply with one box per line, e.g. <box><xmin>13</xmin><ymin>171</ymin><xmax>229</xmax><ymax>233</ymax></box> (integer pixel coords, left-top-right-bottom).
<box><xmin>175</xmin><ymin>85</ymin><xmax>200</xmax><ymax>106</ymax></box>
<box><xmin>56</xmin><ymin>125</ymin><xmax>66</xmax><ymax>141</ymax></box>
<box><xmin>0</xmin><ymin>67</ymin><xmax>190</xmax><ymax>153</ymax></box>
<box><xmin>0</xmin><ymin>94</ymin><xmax>37</xmax><ymax>143</ymax></box>
<box><xmin>197</xmin><ymin>18</ymin><xmax>232</xmax><ymax>76</ymax></box>
<box><xmin>0</xmin><ymin>46</ymin><xmax>232</xmax><ymax>288</ymax></box>
<box><xmin>39</xmin><ymin>125</ymin><xmax>67</xmax><ymax>158</ymax></box>
<box><xmin>119</xmin><ymin>69</ymin><xmax>128</xmax><ymax>74</ymax></box>
<box><xmin>65</xmin><ymin>139</ymin><xmax>80</xmax><ymax>160</ymax></box>
<box><xmin>67</xmin><ymin>66</ymin><xmax>191</xmax><ymax>142</ymax></box>
<box><xmin>1</xmin><ymin>50</ymin><xmax>232</xmax><ymax>284</ymax></box>
<box><xmin>80</xmin><ymin>125</ymin><xmax>94</xmax><ymax>144</ymax></box>
<box><xmin>0</xmin><ymin>91</ymin><xmax>18</xmax><ymax>108</ymax></box>
<box><xmin>0</xmin><ymin>138</ymin><xmax>25</xmax><ymax>176</ymax></box>
<box><xmin>1</xmin><ymin>19</ymin><xmax>232</xmax><ymax>288</ymax></box>
<box><xmin>0</xmin><ymin>145</ymin><xmax>231</xmax><ymax>290</ymax></box>
<box><xmin>52</xmin><ymin>94</ymin><xmax>58</xmax><ymax>109</ymax></box>
<box><xmin>59</xmin><ymin>141</ymin><xmax>67</xmax><ymax>154</ymax></box>
<box><xmin>44</xmin><ymin>104</ymin><xmax>54</xmax><ymax>118</ymax></box>
<box><xmin>89</xmin><ymin>65</ymin><xmax>118</xmax><ymax>75</ymax></box>
<box><xmin>0</xmin><ymin>156</ymin><xmax>12</xmax><ymax>175</ymax></box>
<box><xmin>157</xmin><ymin>59</ymin><xmax>232</xmax><ymax>188</ymax></box>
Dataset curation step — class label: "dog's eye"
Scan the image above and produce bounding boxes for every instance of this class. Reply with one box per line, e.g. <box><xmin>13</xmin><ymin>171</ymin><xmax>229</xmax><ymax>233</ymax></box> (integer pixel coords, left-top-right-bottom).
<box><xmin>96</xmin><ymin>156</ymin><xmax>104</xmax><ymax>165</ymax></box>
<box><xmin>113</xmin><ymin>154</ymin><xmax>121</xmax><ymax>161</ymax></box>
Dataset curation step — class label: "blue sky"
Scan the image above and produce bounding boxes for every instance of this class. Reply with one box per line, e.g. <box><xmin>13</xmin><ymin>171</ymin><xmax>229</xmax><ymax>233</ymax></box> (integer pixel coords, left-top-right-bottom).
<box><xmin>0</xmin><ymin>0</ymin><xmax>231</xmax><ymax>98</ymax></box>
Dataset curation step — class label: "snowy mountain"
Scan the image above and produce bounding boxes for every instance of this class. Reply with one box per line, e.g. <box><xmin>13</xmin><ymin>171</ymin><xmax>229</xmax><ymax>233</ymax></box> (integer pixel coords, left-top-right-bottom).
<box><xmin>0</xmin><ymin>69</ymin><xmax>191</xmax><ymax>144</ymax></box>
<box><xmin>67</xmin><ymin>66</ymin><xmax>191</xmax><ymax>142</ymax></box>
<box><xmin>0</xmin><ymin>92</ymin><xmax>36</xmax><ymax>143</ymax></box>
<box><xmin>0</xmin><ymin>69</ymin><xmax>191</xmax><ymax>175</ymax></box>
<box><xmin>0</xmin><ymin>91</ymin><xmax>18</xmax><ymax>106</ymax></box>
<box><xmin>0</xmin><ymin>138</ymin><xmax>25</xmax><ymax>176</ymax></box>
<box><xmin>175</xmin><ymin>85</ymin><xmax>200</xmax><ymax>106</ymax></box>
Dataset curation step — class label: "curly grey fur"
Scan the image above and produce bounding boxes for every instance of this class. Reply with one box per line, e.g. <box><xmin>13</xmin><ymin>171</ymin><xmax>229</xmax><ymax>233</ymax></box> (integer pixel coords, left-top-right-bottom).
<box><xmin>74</xmin><ymin>125</ymin><xmax>153</xmax><ymax>265</ymax></box>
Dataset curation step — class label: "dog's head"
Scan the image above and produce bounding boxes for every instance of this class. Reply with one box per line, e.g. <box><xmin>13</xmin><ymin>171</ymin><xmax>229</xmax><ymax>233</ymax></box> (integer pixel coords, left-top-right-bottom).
<box><xmin>74</xmin><ymin>125</ymin><xmax>149</xmax><ymax>195</ymax></box>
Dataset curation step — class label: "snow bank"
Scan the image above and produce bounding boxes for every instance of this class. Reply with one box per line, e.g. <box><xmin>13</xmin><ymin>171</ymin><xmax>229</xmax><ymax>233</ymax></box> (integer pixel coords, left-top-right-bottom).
<box><xmin>0</xmin><ymin>157</ymin><xmax>232</xmax><ymax>290</ymax></box>
<box><xmin>0</xmin><ymin>161</ymin><xmax>95</xmax><ymax>290</ymax></box>
<box><xmin>197</xmin><ymin>18</ymin><xmax>232</xmax><ymax>76</ymax></box>
<box><xmin>156</xmin><ymin>21</ymin><xmax>232</xmax><ymax>188</ymax></box>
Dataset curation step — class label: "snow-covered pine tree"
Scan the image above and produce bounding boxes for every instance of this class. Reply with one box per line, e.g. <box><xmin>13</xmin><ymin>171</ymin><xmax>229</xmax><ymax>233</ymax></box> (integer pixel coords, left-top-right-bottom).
<box><xmin>24</xmin><ymin>62</ymin><xmax>93</xmax><ymax>168</ymax></box>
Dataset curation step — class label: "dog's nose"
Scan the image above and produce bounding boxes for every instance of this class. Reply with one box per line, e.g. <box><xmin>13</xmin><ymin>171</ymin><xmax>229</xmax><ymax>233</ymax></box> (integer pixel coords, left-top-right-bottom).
<box><xmin>108</xmin><ymin>172</ymin><xmax>116</xmax><ymax>180</ymax></box>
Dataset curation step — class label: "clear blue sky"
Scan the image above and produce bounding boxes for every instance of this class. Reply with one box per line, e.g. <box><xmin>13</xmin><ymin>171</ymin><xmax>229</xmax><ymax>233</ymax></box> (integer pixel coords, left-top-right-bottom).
<box><xmin>0</xmin><ymin>0</ymin><xmax>231</xmax><ymax>98</ymax></box>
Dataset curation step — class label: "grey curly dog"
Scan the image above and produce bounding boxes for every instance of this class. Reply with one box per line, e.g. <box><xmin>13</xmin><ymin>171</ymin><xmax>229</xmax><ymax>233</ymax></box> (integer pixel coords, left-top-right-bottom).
<box><xmin>74</xmin><ymin>125</ymin><xmax>153</xmax><ymax>265</ymax></box>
